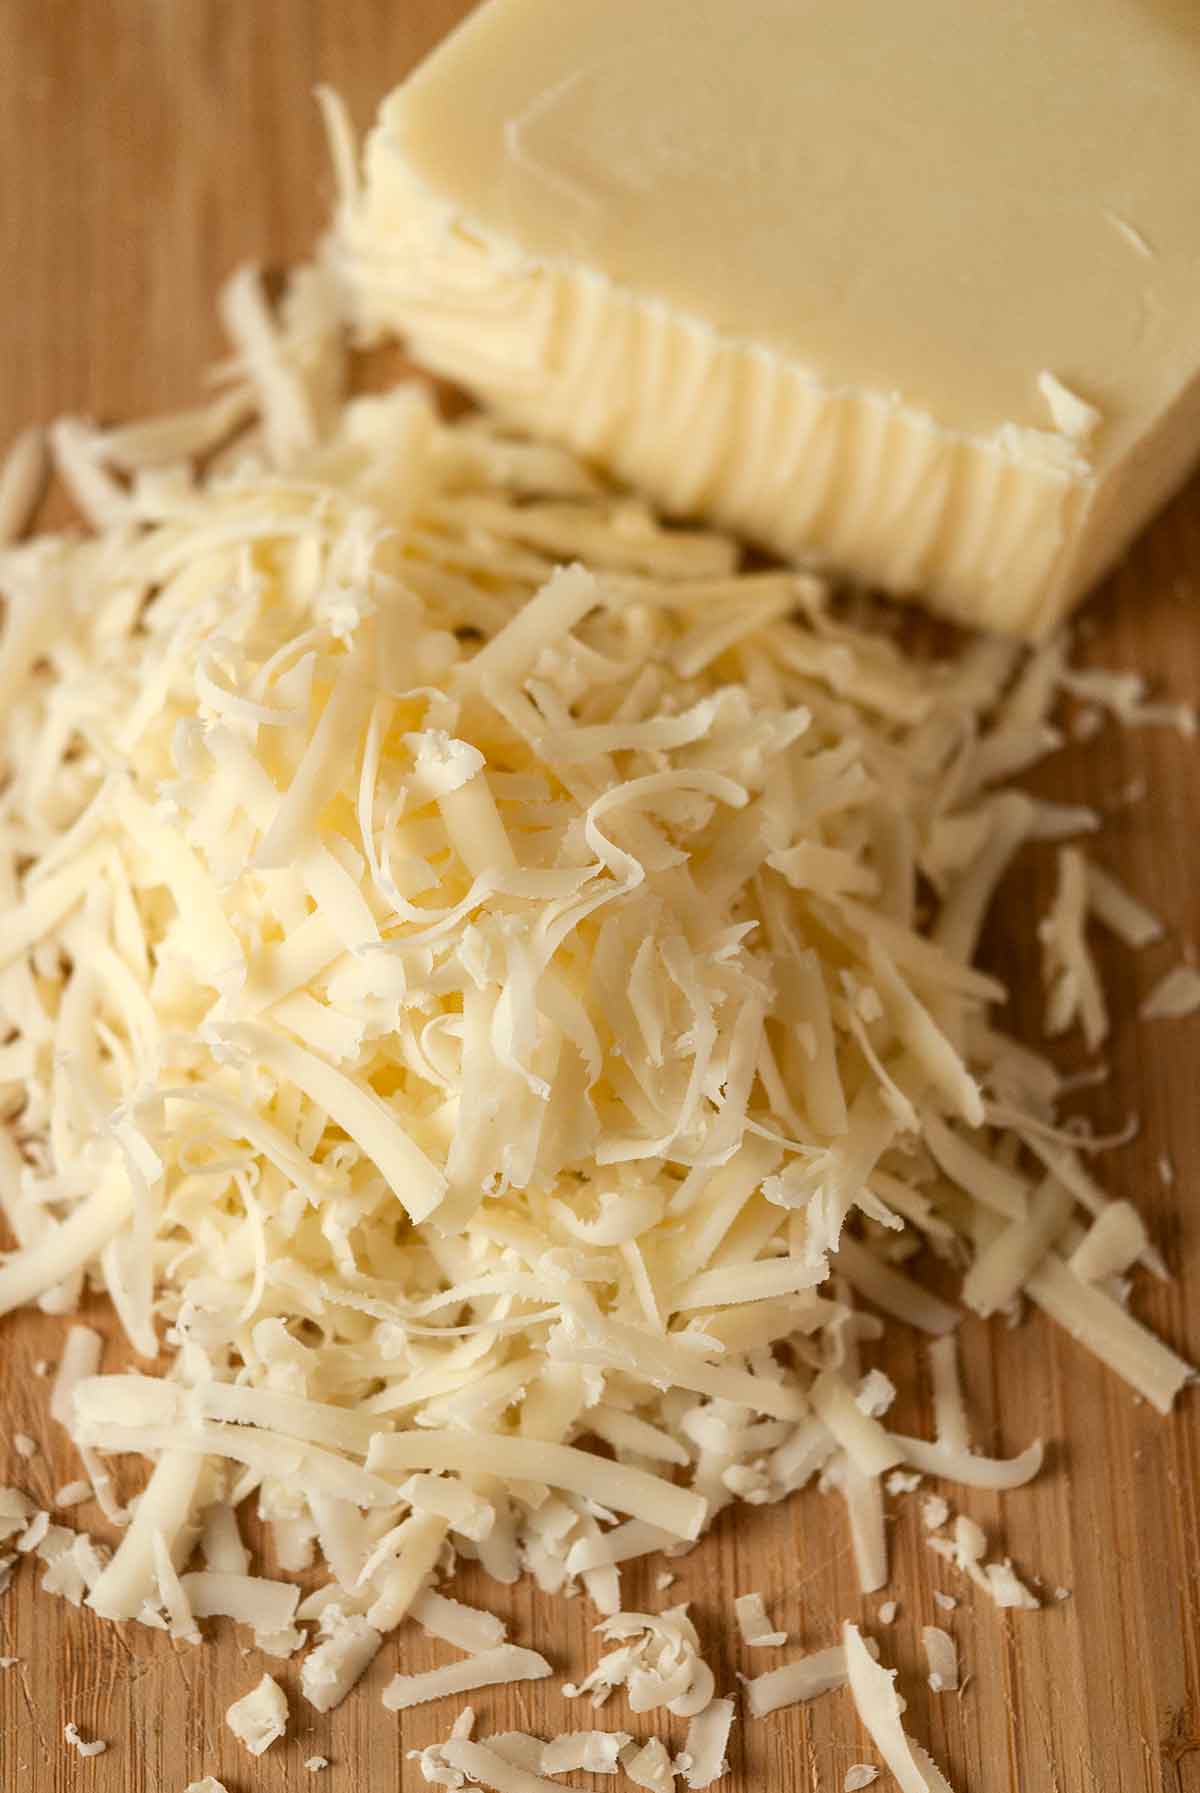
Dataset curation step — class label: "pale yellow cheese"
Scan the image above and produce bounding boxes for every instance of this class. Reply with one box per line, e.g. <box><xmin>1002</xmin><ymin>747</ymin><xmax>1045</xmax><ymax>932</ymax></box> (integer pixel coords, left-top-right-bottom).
<box><xmin>340</xmin><ymin>0</ymin><xmax>1200</xmax><ymax>636</ymax></box>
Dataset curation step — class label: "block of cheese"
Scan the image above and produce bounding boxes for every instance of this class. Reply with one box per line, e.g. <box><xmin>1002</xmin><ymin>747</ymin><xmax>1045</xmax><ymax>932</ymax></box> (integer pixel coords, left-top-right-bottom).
<box><xmin>339</xmin><ymin>0</ymin><xmax>1200</xmax><ymax>637</ymax></box>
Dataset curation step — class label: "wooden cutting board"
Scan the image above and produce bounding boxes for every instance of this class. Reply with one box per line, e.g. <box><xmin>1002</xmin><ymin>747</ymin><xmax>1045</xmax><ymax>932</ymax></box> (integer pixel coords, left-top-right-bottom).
<box><xmin>1</xmin><ymin>5</ymin><xmax>1198</xmax><ymax>1789</ymax></box>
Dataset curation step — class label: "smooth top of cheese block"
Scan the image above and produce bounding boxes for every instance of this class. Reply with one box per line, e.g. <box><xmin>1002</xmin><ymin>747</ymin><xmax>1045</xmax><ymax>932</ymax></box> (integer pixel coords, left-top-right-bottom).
<box><xmin>346</xmin><ymin>0</ymin><xmax>1200</xmax><ymax>633</ymax></box>
<box><xmin>391</xmin><ymin>0</ymin><xmax>1200</xmax><ymax>463</ymax></box>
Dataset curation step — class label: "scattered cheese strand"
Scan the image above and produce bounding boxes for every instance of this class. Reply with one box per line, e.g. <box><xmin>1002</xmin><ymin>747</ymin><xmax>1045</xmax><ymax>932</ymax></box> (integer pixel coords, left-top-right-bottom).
<box><xmin>734</xmin><ymin>1591</ymin><xmax>787</xmax><ymax>1649</ymax></box>
<box><xmin>842</xmin><ymin>1624</ymin><xmax>954</xmax><ymax>1793</ymax></box>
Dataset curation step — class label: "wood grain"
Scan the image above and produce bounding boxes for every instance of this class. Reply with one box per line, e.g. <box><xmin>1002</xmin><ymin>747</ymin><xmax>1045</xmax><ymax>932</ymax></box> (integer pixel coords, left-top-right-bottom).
<box><xmin>0</xmin><ymin>5</ymin><xmax>1198</xmax><ymax>1790</ymax></box>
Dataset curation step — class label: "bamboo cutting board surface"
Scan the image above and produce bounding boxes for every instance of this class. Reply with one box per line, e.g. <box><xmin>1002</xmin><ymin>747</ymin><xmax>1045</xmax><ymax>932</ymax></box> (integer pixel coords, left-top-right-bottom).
<box><xmin>1</xmin><ymin>5</ymin><xmax>1199</xmax><ymax>1789</ymax></box>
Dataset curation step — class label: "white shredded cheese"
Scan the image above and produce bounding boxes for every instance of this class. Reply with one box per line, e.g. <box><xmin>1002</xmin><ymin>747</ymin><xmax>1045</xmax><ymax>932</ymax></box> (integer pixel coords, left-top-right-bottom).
<box><xmin>411</xmin><ymin>1588</ymin><xmax>507</xmax><ymax>1654</ymax></box>
<box><xmin>0</xmin><ymin>1488</ymin><xmax>32</xmax><ymax>1543</ymax></box>
<box><xmin>844</xmin><ymin>1768</ymin><xmax>880</xmax><ymax>1791</ymax></box>
<box><xmin>41</xmin><ymin>1528</ymin><xmax>108</xmax><ymax>1606</ymax></box>
<box><xmin>743</xmin><ymin>1640</ymin><xmax>872</xmax><ymax>1716</ymax></box>
<box><xmin>49</xmin><ymin>1326</ymin><xmax>102</xmax><ymax>1430</ymax></box>
<box><xmin>1141</xmin><ymin>965</ymin><xmax>1200</xmax><ymax>1020</ymax></box>
<box><xmin>1040</xmin><ymin>847</ymin><xmax>1107</xmax><ymax>1049</ymax></box>
<box><xmin>1068</xmin><ymin>1202</ymin><xmax>1149</xmax><ymax>1283</ymax></box>
<box><xmin>565</xmin><ymin>1606</ymin><xmax>714</xmax><ymax>1718</ymax></box>
<box><xmin>383</xmin><ymin>1646</ymin><xmax>553</xmax><ymax>1712</ymax></box>
<box><xmin>927</xmin><ymin>1337</ymin><xmax>970</xmax><ymax>1456</ymax></box>
<box><xmin>1083</xmin><ymin>861</ymin><xmax>1163</xmax><ymax>948</ymax></box>
<box><xmin>0</xmin><ymin>427</ymin><xmax>46</xmax><ymax>545</ymax></box>
<box><xmin>842</xmin><ymin>1624</ymin><xmax>955</xmax><ymax>1793</ymax></box>
<box><xmin>64</xmin><ymin>1722</ymin><xmax>107</xmax><ymax>1758</ymax></box>
<box><xmin>734</xmin><ymin>1591</ymin><xmax>787</xmax><ymax>1648</ymax></box>
<box><xmin>0</xmin><ymin>242</ymin><xmax>1190</xmax><ymax>1774</ymax></box>
<box><xmin>983</xmin><ymin>1560</ymin><xmax>1040</xmax><ymax>1610</ymax></box>
<box><xmin>301</xmin><ymin>1607</ymin><xmax>383</xmax><ymax>1712</ymax></box>
<box><xmin>679</xmin><ymin>1699</ymin><xmax>735</xmax><ymax>1788</ymax></box>
<box><xmin>226</xmin><ymin>1674</ymin><xmax>288</xmax><ymax>1755</ymax></box>
<box><xmin>922</xmin><ymin>1624</ymin><xmax>959</xmax><ymax>1692</ymax></box>
<box><xmin>434</xmin><ymin>1738</ymin><xmax>571</xmax><ymax>1793</ymax></box>
<box><xmin>623</xmin><ymin>1738</ymin><xmax>677</xmax><ymax>1793</ymax></box>
<box><xmin>541</xmin><ymin>1730</ymin><xmax>631</xmax><ymax>1775</ymax></box>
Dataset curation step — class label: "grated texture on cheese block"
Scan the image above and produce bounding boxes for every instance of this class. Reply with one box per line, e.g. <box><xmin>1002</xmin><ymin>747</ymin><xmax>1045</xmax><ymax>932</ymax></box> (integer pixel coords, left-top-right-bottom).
<box><xmin>0</xmin><ymin>249</ymin><xmax>1191</xmax><ymax>1761</ymax></box>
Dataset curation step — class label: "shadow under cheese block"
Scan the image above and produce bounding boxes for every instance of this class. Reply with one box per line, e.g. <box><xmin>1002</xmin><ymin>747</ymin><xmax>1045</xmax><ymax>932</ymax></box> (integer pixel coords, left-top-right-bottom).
<box><xmin>340</xmin><ymin>0</ymin><xmax>1200</xmax><ymax>638</ymax></box>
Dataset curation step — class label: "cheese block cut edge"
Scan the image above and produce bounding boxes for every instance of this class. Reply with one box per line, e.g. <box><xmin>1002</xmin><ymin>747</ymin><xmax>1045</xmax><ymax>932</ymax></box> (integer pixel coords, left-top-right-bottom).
<box><xmin>341</xmin><ymin>103</ymin><xmax>1200</xmax><ymax>639</ymax></box>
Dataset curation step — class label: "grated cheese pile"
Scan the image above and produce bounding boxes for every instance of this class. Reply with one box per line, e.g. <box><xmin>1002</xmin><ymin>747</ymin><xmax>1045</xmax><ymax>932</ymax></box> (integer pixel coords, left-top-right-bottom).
<box><xmin>0</xmin><ymin>252</ymin><xmax>1194</xmax><ymax>1781</ymax></box>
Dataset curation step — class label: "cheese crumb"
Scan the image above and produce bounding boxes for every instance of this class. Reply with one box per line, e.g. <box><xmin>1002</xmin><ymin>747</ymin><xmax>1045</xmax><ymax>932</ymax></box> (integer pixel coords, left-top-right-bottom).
<box><xmin>624</xmin><ymin>1737</ymin><xmax>676</xmax><ymax>1792</ymax></box>
<box><xmin>922</xmin><ymin>1625</ymin><xmax>959</xmax><ymax>1693</ymax></box>
<box><xmin>64</xmin><ymin>1722</ymin><xmax>107</xmax><ymax>1758</ymax></box>
<box><xmin>984</xmin><ymin>1560</ymin><xmax>1040</xmax><ymax>1610</ymax></box>
<box><xmin>301</xmin><ymin>1610</ymin><xmax>382</xmax><ymax>1713</ymax></box>
<box><xmin>226</xmin><ymin>1674</ymin><xmax>288</xmax><ymax>1756</ymax></box>
<box><xmin>844</xmin><ymin>1769</ymin><xmax>880</xmax><ymax>1791</ymax></box>
<box><xmin>885</xmin><ymin>1472</ymin><xmax>922</xmax><ymax>1497</ymax></box>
